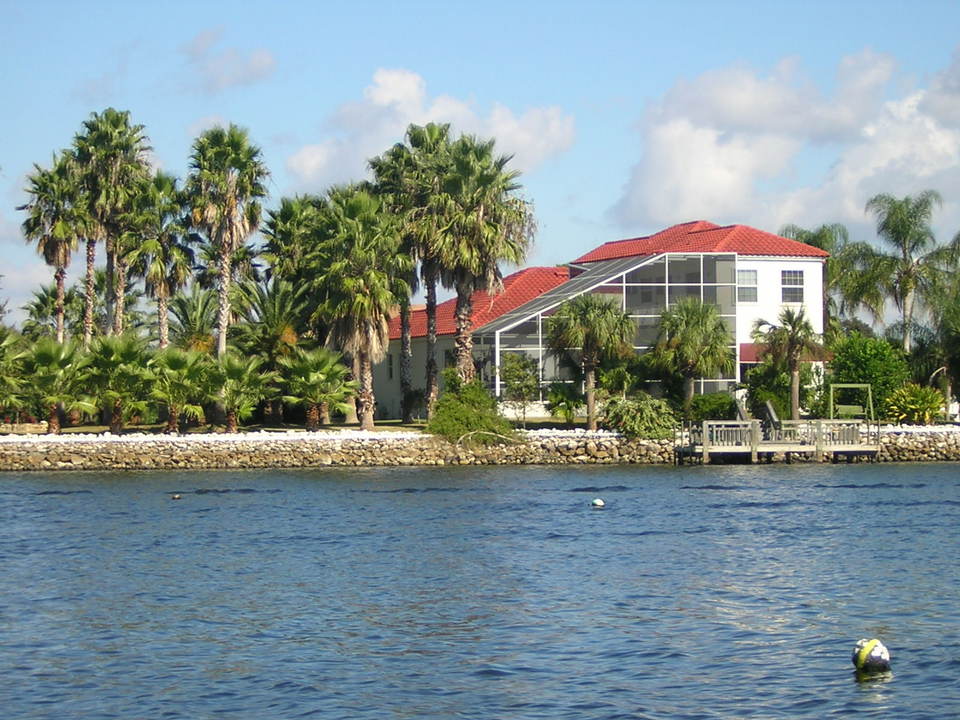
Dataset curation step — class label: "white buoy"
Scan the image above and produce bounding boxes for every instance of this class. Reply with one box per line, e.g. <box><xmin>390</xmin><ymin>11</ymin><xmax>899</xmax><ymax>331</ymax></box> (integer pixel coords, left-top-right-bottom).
<box><xmin>852</xmin><ymin>638</ymin><xmax>891</xmax><ymax>673</ymax></box>
<box><xmin>591</xmin><ymin>498</ymin><xmax>605</xmax><ymax>508</ymax></box>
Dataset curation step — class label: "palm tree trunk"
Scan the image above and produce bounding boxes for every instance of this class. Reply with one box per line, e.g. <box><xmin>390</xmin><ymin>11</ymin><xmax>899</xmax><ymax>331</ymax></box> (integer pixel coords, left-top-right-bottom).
<box><xmin>320</xmin><ymin>401</ymin><xmax>331</xmax><ymax>425</ymax></box>
<box><xmin>790</xmin><ymin>367</ymin><xmax>801</xmax><ymax>421</ymax></box>
<box><xmin>454</xmin><ymin>282</ymin><xmax>475</xmax><ymax>382</ymax></box>
<box><xmin>225</xmin><ymin>409</ymin><xmax>238</xmax><ymax>434</ymax></box>
<box><xmin>54</xmin><ymin>267</ymin><xmax>66</xmax><ymax>345</ymax></box>
<box><xmin>166</xmin><ymin>404</ymin><xmax>179</xmax><ymax>434</ymax></box>
<box><xmin>400</xmin><ymin>301</ymin><xmax>414</xmax><ymax>424</ymax></box>
<box><xmin>358</xmin><ymin>351</ymin><xmax>375</xmax><ymax>431</ymax></box>
<box><xmin>902</xmin><ymin>289</ymin><xmax>915</xmax><ymax>352</ymax></box>
<box><xmin>110</xmin><ymin>398</ymin><xmax>123</xmax><ymax>434</ymax></box>
<box><xmin>342</xmin><ymin>355</ymin><xmax>359</xmax><ymax>425</ymax></box>
<box><xmin>112</xmin><ymin>257</ymin><xmax>127</xmax><ymax>336</ymax></box>
<box><xmin>424</xmin><ymin>265</ymin><xmax>439</xmax><ymax>419</ymax></box>
<box><xmin>83</xmin><ymin>238</ymin><xmax>96</xmax><ymax>348</ymax></box>
<box><xmin>684</xmin><ymin>376</ymin><xmax>696</xmax><ymax>412</ymax></box>
<box><xmin>47</xmin><ymin>403</ymin><xmax>61</xmax><ymax>435</ymax></box>
<box><xmin>105</xmin><ymin>237</ymin><xmax>115</xmax><ymax>336</ymax></box>
<box><xmin>306</xmin><ymin>403</ymin><xmax>320</xmax><ymax>431</ymax></box>
<box><xmin>216</xmin><ymin>247</ymin><xmax>232</xmax><ymax>358</ymax></box>
<box><xmin>585</xmin><ymin>366</ymin><xmax>597</xmax><ymax>431</ymax></box>
<box><xmin>157</xmin><ymin>286</ymin><xmax>169</xmax><ymax>350</ymax></box>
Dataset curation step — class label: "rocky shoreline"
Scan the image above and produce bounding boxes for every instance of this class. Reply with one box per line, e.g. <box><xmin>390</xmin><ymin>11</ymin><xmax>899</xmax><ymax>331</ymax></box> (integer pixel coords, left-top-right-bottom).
<box><xmin>1</xmin><ymin>426</ymin><xmax>959</xmax><ymax>472</ymax></box>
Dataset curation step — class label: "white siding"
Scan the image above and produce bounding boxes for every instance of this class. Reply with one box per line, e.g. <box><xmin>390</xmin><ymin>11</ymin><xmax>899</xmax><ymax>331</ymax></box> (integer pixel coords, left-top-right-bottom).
<box><xmin>735</xmin><ymin>257</ymin><xmax>824</xmax><ymax>344</ymax></box>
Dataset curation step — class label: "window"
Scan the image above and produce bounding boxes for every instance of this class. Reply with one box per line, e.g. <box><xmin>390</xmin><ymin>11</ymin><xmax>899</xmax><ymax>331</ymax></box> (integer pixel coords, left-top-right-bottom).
<box><xmin>781</xmin><ymin>270</ymin><xmax>803</xmax><ymax>303</ymax></box>
<box><xmin>387</xmin><ymin>353</ymin><xmax>394</xmax><ymax>380</ymax></box>
<box><xmin>737</xmin><ymin>269</ymin><xmax>758</xmax><ymax>302</ymax></box>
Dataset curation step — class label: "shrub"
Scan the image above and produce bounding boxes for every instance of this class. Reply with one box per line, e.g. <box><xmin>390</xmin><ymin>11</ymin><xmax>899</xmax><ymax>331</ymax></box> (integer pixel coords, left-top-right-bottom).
<box><xmin>427</xmin><ymin>369</ymin><xmax>516</xmax><ymax>446</ymax></box>
<box><xmin>688</xmin><ymin>393</ymin><xmax>738</xmax><ymax>423</ymax></box>
<box><xmin>545</xmin><ymin>382</ymin><xmax>584</xmax><ymax>426</ymax></box>
<box><xmin>884</xmin><ymin>383</ymin><xmax>943</xmax><ymax>425</ymax></box>
<box><xmin>499</xmin><ymin>352</ymin><xmax>539</xmax><ymax>428</ymax></box>
<box><xmin>744</xmin><ymin>360</ymin><xmax>814</xmax><ymax>420</ymax></box>
<box><xmin>601</xmin><ymin>393</ymin><xmax>678</xmax><ymax>439</ymax></box>
<box><xmin>829</xmin><ymin>333</ymin><xmax>910</xmax><ymax>411</ymax></box>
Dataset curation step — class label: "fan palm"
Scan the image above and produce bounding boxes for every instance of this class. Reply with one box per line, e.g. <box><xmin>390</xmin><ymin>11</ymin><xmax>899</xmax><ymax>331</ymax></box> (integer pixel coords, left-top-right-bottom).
<box><xmin>186</xmin><ymin>124</ymin><xmax>269</xmax><ymax>358</ymax></box>
<box><xmin>149</xmin><ymin>347</ymin><xmax>211</xmax><ymax>433</ymax></box>
<box><xmin>84</xmin><ymin>334</ymin><xmax>152</xmax><ymax>434</ymax></box>
<box><xmin>169</xmin><ymin>284</ymin><xmax>218</xmax><ymax>353</ymax></box>
<box><xmin>313</xmin><ymin>187</ymin><xmax>411</xmax><ymax>430</ymax></box>
<box><xmin>752</xmin><ymin>307</ymin><xmax>824</xmax><ymax>421</ymax></box>
<box><xmin>0</xmin><ymin>329</ymin><xmax>25</xmax><ymax>416</ymax></box>
<box><xmin>545</xmin><ymin>294</ymin><xmax>635</xmax><ymax>431</ymax></box>
<box><xmin>653</xmin><ymin>297</ymin><xmax>734</xmax><ymax>411</ymax></box>
<box><xmin>213</xmin><ymin>353</ymin><xmax>276</xmax><ymax>433</ymax></box>
<box><xmin>72</xmin><ymin>108</ymin><xmax>152</xmax><ymax>342</ymax></box>
<box><xmin>124</xmin><ymin>172</ymin><xmax>194</xmax><ymax>348</ymax></box>
<box><xmin>435</xmin><ymin>134</ymin><xmax>535</xmax><ymax>382</ymax></box>
<box><xmin>261</xmin><ymin>194</ymin><xmax>326</xmax><ymax>286</ymax></box>
<box><xmin>19</xmin><ymin>153</ymin><xmax>86</xmax><ymax>343</ymax></box>
<box><xmin>280</xmin><ymin>348</ymin><xmax>357</xmax><ymax>430</ymax></box>
<box><xmin>19</xmin><ymin>338</ymin><xmax>95</xmax><ymax>434</ymax></box>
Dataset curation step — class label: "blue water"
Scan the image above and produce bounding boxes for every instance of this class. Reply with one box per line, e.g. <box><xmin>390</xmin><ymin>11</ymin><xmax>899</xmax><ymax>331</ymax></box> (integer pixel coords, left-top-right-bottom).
<box><xmin>1</xmin><ymin>463</ymin><xmax>959</xmax><ymax>719</ymax></box>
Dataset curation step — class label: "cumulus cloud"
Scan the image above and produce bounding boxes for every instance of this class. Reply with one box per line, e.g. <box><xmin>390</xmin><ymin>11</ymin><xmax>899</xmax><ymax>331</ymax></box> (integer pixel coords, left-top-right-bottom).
<box><xmin>611</xmin><ymin>48</ymin><xmax>960</xmax><ymax>243</ymax></box>
<box><xmin>180</xmin><ymin>28</ymin><xmax>276</xmax><ymax>94</ymax></box>
<box><xmin>286</xmin><ymin>68</ymin><xmax>575</xmax><ymax>189</ymax></box>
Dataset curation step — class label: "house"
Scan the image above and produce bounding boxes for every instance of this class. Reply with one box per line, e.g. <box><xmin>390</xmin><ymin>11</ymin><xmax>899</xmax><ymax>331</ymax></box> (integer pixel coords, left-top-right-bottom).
<box><xmin>373</xmin><ymin>221</ymin><xmax>827</xmax><ymax>418</ymax></box>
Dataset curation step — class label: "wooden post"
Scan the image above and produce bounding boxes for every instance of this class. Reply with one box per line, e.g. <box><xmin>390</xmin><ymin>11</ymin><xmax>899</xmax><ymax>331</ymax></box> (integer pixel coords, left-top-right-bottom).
<box><xmin>750</xmin><ymin>420</ymin><xmax>759</xmax><ymax>464</ymax></box>
<box><xmin>814</xmin><ymin>419</ymin><xmax>824</xmax><ymax>463</ymax></box>
<box><xmin>702</xmin><ymin>420</ymin><xmax>710</xmax><ymax>464</ymax></box>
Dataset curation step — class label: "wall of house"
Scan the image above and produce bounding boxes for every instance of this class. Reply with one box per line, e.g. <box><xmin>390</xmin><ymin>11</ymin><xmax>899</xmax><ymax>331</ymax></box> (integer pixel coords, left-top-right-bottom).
<box><xmin>735</xmin><ymin>257</ymin><xmax>824</xmax><ymax>345</ymax></box>
<box><xmin>372</xmin><ymin>335</ymin><xmax>457</xmax><ymax>419</ymax></box>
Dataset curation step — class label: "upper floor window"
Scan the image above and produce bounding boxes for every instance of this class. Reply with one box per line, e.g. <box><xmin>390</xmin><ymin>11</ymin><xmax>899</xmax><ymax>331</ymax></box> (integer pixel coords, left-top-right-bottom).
<box><xmin>781</xmin><ymin>270</ymin><xmax>804</xmax><ymax>303</ymax></box>
<box><xmin>737</xmin><ymin>269</ymin><xmax>757</xmax><ymax>302</ymax></box>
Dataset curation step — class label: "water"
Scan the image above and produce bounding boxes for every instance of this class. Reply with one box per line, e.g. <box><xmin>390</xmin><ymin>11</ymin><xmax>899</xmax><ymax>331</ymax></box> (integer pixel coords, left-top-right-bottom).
<box><xmin>1</xmin><ymin>463</ymin><xmax>959</xmax><ymax>719</ymax></box>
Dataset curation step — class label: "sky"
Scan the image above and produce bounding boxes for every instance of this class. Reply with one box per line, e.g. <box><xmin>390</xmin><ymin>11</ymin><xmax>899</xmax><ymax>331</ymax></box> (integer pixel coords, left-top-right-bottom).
<box><xmin>3</xmin><ymin>0</ymin><xmax>960</xmax><ymax>327</ymax></box>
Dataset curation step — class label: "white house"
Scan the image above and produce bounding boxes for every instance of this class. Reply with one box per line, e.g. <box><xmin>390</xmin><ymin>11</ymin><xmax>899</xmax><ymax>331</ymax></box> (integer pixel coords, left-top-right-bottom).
<box><xmin>372</xmin><ymin>221</ymin><xmax>827</xmax><ymax>418</ymax></box>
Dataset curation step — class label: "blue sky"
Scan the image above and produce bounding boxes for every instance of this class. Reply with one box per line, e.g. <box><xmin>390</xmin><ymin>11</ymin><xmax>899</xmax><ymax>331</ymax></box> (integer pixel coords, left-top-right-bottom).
<box><xmin>3</xmin><ymin>0</ymin><xmax>960</xmax><ymax>326</ymax></box>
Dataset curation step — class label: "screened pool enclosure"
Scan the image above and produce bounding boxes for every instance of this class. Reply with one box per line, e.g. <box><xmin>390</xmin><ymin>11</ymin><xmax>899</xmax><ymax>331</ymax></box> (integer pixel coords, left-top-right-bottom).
<box><xmin>473</xmin><ymin>252</ymin><xmax>740</xmax><ymax>399</ymax></box>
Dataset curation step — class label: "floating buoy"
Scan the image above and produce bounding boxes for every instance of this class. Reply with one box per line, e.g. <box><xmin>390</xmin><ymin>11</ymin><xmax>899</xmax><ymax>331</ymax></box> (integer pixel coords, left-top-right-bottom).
<box><xmin>852</xmin><ymin>638</ymin><xmax>891</xmax><ymax>673</ymax></box>
<box><xmin>170</xmin><ymin>493</ymin><xmax>182</xmax><ymax>500</ymax></box>
<box><xmin>591</xmin><ymin>498</ymin><xmax>605</xmax><ymax>508</ymax></box>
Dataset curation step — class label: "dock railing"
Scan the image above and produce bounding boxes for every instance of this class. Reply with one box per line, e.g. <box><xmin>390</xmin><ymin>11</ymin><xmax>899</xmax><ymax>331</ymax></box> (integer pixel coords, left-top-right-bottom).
<box><xmin>678</xmin><ymin>418</ymin><xmax>879</xmax><ymax>463</ymax></box>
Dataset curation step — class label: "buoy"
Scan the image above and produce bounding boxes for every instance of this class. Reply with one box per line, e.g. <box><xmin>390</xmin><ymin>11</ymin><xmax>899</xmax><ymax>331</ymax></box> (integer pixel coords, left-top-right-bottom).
<box><xmin>171</xmin><ymin>493</ymin><xmax>182</xmax><ymax>500</ymax></box>
<box><xmin>852</xmin><ymin>638</ymin><xmax>891</xmax><ymax>673</ymax></box>
<box><xmin>591</xmin><ymin>498</ymin><xmax>605</xmax><ymax>508</ymax></box>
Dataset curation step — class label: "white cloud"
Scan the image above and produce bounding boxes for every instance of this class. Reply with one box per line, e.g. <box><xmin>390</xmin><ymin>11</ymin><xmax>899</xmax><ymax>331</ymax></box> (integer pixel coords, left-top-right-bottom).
<box><xmin>180</xmin><ymin>28</ymin><xmax>276</xmax><ymax>94</ymax></box>
<box><xmin>286</xmin><ymin>68</ymin><xmax>575</xmax><ymax>190</ymax></box>
<box><xmin>611</xmin><ymin>48</ymin><xmax>960</xmax><ymax>243</ymax></box>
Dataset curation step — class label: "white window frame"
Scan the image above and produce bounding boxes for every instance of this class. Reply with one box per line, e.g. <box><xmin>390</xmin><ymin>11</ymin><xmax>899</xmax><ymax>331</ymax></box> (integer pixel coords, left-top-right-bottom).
<box><xmin>737</xmin><ymin>269</ymin><xmax>758</xmax><ymax>303</ymax></box>
<box><xmin>781</xmin><ymin>270</ymin><xmax>804</xmax><ymax>303</ymax></box>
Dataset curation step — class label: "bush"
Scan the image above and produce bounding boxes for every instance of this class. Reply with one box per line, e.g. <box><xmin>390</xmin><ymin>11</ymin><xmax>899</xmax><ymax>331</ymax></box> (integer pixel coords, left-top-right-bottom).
<box><xmin>829</xmin><ymin>333</ymin><xmax>910</xmax><ymax>411</ymax></box>
<box><xmin>545</xmin><ymin>382</ymin><xmax>583</xmax><ymax>426</ymax></box>
<box><xmin>884</xmin><ymin>383</ymin><xmax>943</xmax><ymax>425</ymax></box>
<box><xmin>743</xmin><ymin>360</ymin><xmax>815</xmax><ymax>420</ymax></box>
<box><xmin>499</xmin><ymin>352</ymin><xmax>539</xmax><ymax>428</ymax></box>
<box><xmin>687</xmin><ymin>393</ymin><xmax>737</xmax><ymax>423</ymax></box>
<box><xmin>427</xmin><ymin>369</ymin><xmax>516</xmax><ymax>446</ymax></box>
<box><xmin>601</xmin><ymin>393</ymin><xmax>678</xmax><ymax>439</ymax></box>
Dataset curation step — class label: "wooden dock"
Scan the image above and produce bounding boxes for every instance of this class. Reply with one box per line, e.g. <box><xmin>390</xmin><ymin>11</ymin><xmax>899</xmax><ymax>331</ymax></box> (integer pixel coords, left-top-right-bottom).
<box><xmin>675</xmin><ymin>419</ymin><xmax>880</xmax><ymax>464</ymax></box>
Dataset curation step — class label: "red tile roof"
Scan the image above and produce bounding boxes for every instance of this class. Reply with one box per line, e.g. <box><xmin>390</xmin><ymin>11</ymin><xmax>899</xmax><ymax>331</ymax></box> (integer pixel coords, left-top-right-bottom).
<box><xmin>389</xmin><ymin>266</ymin><xmax>570</xmax><ymax>340</ymax></box>
<box><xmin>573</xmin><ymin>221</ymin><xmax>830</xmax><ymax>263</ymax></box>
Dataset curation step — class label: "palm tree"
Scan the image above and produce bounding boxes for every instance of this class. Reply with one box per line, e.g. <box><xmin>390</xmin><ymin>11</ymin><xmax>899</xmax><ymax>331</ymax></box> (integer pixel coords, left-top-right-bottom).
<box><xmin>653</xmin><ymin>297</ymin><xmax>733</xmax><ymax>411</ymax></box>
<box><xmin>752</xmin><ymin>307</ymin><xmax>824</xmax><ymax>421</ymax></box>
<box><xmin>186</xmin><ymin>124</ymin><xmax>269</xmax><ymax>358</ymax></box>
<box><xmin>262</xmin><ymin>194</ymin><xmax>325</xmax><ymax>286</ymax></box>
<box><xmin>19</xmin><ymin>338</ymin><xmax>95</xmax><ymax>434</ymax></box>
<box><xmin>84</xmin><ymin>334</ymin><xmax>152</xmax><ymax>434</ymax></box>
<box><xmin>124</xmin><ymin>172</ymin><xmax>194</xmax><ymax>348</ymax></box>
<box><xmin>313</xmin><ymin>187</ymin><xmax>411</xmax><ymax>431</ymax></box>
<box><xmin>436</xmin><ymin>134</ymin><xmax>535</xmax><ymax>382</ymax></box>
<box><xmin>149</xmin><ymin>347</ymin><xmax>210</xmax><ymax>433</ymax></box>
<box><xmin>213</xmin><ymin>353</ymin><xmax>275</xmax><ymax>433</ymax></box>
<box><xmin>168</xmin><ymin>284</ymin><xmax>218</xmax><ymax>353</ymax></box>
<box><xmin>780</xmin><ymin>223</ymin><xmax>850</xmax><ymax>340</ymax></box>
<box><xmin>844</xmin><ymin>190</ymin><xmax>960</xmax><ymax>352</ymax></box>
<box><xmin>280</xmin><ymin>348</ymin><xmax>357</xmax><ymax>430</ymax></box>
<box><xmin>19</xmin><ymin>154</ymin><xmax>85</xmax><ymax>343</ymax></box>
<box><xmin>0</xmin><ymin>328</ymin><xmax>24</xmax><ymax>417</ymax></box>
<box><xmin>370</xmin><ymin>142</ymin><xmax>420</xmax><ymax>423</ymax></box>
<box><xmin>231</xmin><ymin>278</ymin><xmax>307</xmax><ymax>423</ymax></box>
<box><xmin>545</xmin><ymin>294</ymin><xmax>635</xmax><ymax>431</ymax></box>
<box><xmin>72</xmin><ymin>108</ymin><xmax>152</xmax><ymax>343</ymax></box>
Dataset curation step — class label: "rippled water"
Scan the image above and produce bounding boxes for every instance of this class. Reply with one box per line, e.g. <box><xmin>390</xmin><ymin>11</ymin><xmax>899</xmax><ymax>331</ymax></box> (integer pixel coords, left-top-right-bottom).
<box><xmin>2</xmin><ymin>463</ymin><xmax>959</xmax><ymax>719</ymax></box>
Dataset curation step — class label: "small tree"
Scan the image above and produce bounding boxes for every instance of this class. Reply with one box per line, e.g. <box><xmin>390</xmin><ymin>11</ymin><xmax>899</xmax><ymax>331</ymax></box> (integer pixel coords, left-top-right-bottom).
<box><xmin>280</xmin><ymin>348</ymin><xmax>357</xmax><ymax>431</ymax></box>
<box><xmin>84</xmin><ymin>334</ymin><xmax>152</xmax><ymax>434</ymax></box>
<box><xmin>752</xmin><ymin>307</ymin><xmax>824</xmax><ymax>420</ymax></box>
<box><xmin>19</xmin><ymin>338</ymin><xmax>95</xmax><ymax>434</ymax></box>
<box><xmin>427</xmin><ymin>368</ymin><xmax>515</xmax><ymax>446</ymax></box>
<box><xmin>213</xmin><ymin>354</ymin><xmax>276</xmax><ymax>433</ymax></box>
<box><xmin>601</xmin><ymin>393</ymin><xmax>678</xmax><ymax>439</ymax></box>
<box><xmin>149</xmin><ymin>348</ymin><xmax>211</xmax><ymax>433</ymax></box>
<box><xmin>545</xmin><ymin>382</ymin><xmax>584</xmax><ymax>427</ymax></box>
<box><xmin>829</xmin><ymin>333</ymin><xmax>910</xmax><ymax>411</ymax></box>
<box><xmin>499</xmin><ymin>352</ymin><xmax>539</xmax><ymax>428</ymax></box>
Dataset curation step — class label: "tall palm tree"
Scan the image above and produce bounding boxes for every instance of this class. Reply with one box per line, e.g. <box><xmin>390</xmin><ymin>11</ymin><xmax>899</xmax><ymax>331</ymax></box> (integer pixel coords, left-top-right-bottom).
<box><xmin>844</xmin><ymin>190</ymin><xmax>960</xmax><ymax>351</ymax></box>
<box><xmin>72</xmin><ymin>108</ymin><xmax>152</xmax><ymax>343</ymax></box>
<box><xmin>19</xmin><ymin>338</ymin><xmax>95</xmax><ymax>434</ymax></box>
<box><xmin>280</xmin><ymin>347</ymin><xmax>357</xmax><ymax>430</ymax></box>
<box><xmin>169</xmin><ymin>284</ymin><xmax>218</xmax><ymax>353</ymax></box>
<box><xmin>545</xmin><ymin>294</ymin><xmax>635</xmax><ymax>431</ymax></box>
<box><xmin>436</xmin><ymin>134</ymin><xmax>535</xmax><ymax>382</ymax></box>
<box><xmin>313</xmin><ymin>187</ymin><xmax>411</xmax><ymax>431</ymax></box>
<box><xmin>186</xmin><ymin>124</ymin><xmax>269</xmax><ymax>358</ymax></box>
<box><xmin>261</xmin><ymin>194</ymin><xmax>325</xmax><ymax>286</ymax></box>
<box><xmin>653</xmin><ymin>297</ymin><xmax>733</xmax><ymax>411</ymax></box>
<box><xmin>370</xmin><ymin>142</ymin><xmax>420</xmax><ymax>423</ymax></box>
<box><xmin>19</xmin><ymin>154</ymin><xmax>85</xmax><ymax>343</ymax></box>
<box><xmin>124</xmin><ymin>172</ymin><xmax>194</xmax><ymax>348</ymax></box>
<box><xmin>780</xmin><ymin>222</ymin><xmax>850</xmax><ymax>341</ymax></box>
<box><xmin>752</xmin><ymin>307</ymin><xmax>824</xmax><ymax>421</ymax></box>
